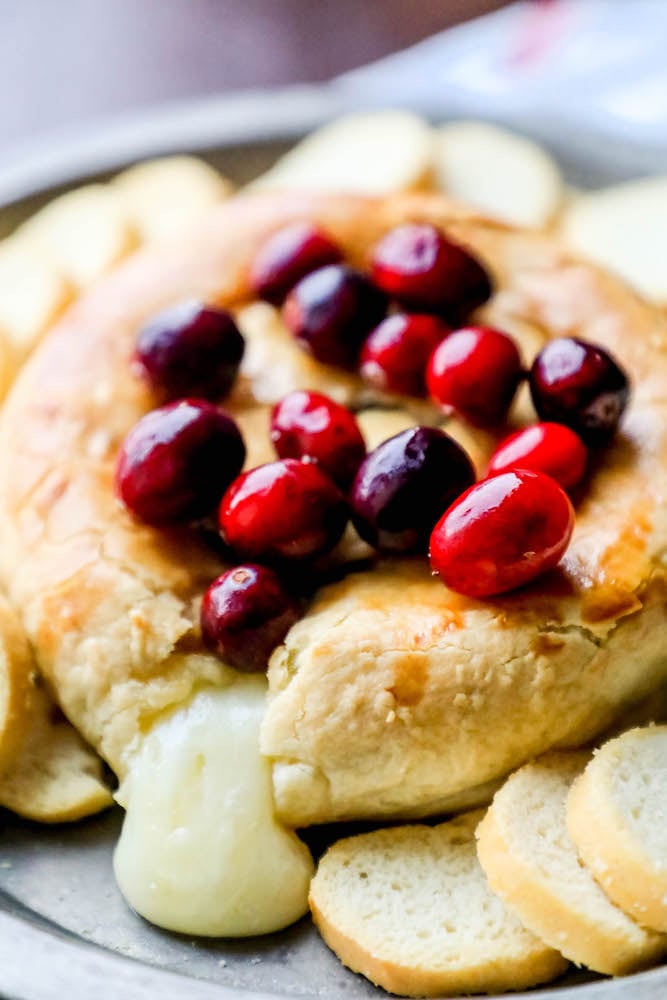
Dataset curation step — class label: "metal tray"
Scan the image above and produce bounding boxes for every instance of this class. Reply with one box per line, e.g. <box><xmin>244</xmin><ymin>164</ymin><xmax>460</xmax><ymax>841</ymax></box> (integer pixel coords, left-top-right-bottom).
<box><xmin>0</xmin><ymin>86</ymin><xmax>665</xmax><ymax>1000</ymax></box>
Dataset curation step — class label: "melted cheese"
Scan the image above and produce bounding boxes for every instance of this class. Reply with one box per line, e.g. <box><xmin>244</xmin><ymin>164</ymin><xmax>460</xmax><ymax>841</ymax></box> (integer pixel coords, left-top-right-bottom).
<box><xmin>113</xmin><ymin>677</ymin><xmax>314</xmax><ymax>936</ymax></box>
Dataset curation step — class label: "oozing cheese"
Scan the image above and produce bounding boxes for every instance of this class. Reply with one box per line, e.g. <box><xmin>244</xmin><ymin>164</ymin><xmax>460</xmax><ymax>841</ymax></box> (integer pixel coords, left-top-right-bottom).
<box><xmin>113</xmin><ymin>677</ymin><xmax>314</xmax><ymax>936</ymax></box>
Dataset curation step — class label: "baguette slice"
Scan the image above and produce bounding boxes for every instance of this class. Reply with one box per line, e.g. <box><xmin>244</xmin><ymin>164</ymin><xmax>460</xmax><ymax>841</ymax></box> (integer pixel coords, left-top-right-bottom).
<box><xmin>0</xmin><ymin>594</ymin><xmax>34</xmax><ymax>776</ymax></box>
<box><xmin>567</xmin><ymin>726</ymin><xmax>667</xmax><ymax>932</ymax></box>
<box><xmin>16</xmin><ymin>184</ymin><xmax>138</xmax><ymax>290</ymax></box>
<box><xmin>309</xmin><ymin>810</ymin><xmax>568</xmax><ymax>997</ymax></box>
<box><xmin>0</xmin><ymin>239</ymin><xmax>73</xmax><ymax>364</ymax></box>
<box><xmin>559</xmin><ymin>177</ymin><xmax>667</xmax><ymax>304</ymax></box>
<box><xmin>0</xmin><ymin>682</ymin><xmax>113</xmax><ymax>823</ymax></box>
<box><xmin>476</xmin><ymin>752</ymin><xmax>667</xmax><ymax>975</ymax></box>
<box><xmin>112</xmin><ymin>156</ymin><xmax>234</xmax><ymax>244</ymax></box>
<box><xmin>251</xmin><ymin>111</ymin><xmax>433</xmax><ymax>195</ymax></box>
<box><xmin>433</xmin><ymin>121</ymin><xmax>563</xmax><ymax>228</ymax></box>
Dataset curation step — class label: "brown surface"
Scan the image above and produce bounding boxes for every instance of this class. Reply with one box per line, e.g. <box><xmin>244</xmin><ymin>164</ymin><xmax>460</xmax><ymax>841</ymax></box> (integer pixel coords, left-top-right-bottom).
<box><xmin>0</xmin><ymin>1</ymin><xmax>507</xmax><ymax>152</ymax></box>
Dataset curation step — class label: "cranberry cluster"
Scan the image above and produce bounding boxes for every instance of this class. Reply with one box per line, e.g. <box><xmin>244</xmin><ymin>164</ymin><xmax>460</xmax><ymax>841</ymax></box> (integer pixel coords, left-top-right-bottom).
<box><xmin>115</xmin><ymin>219</ymin><xmax>630</xmax><ymax>672</ymax></box>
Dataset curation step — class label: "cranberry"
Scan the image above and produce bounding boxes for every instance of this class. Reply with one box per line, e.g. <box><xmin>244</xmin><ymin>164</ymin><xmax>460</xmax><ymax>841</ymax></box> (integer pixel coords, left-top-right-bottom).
<box><xmin>116</xmin><ymin>399</ymin><xmax>245</xmax><ymax>524</ymax></box>
<box><xmin>529</xmin><ymin>337</ymin><xmax>630</xmax><ymax>445</ymax></box>
<box><xmin>371</xmin><ymin>223</ymin><xmax>492</xmax><ymax>317</ymax></box>
<box><xmin>283</xmin><ymin>264</ymin><xmax>387</xmax><ymax>368</ymax></box>
<box><xmin>249</xmin><ymin>222</ymin><xmax>343</xmax><ymax>305</ymax></box>
<box><xmin>201</xmin><ymin>564</ymin><xmax>300</xmax><ymax>672</ymax></box>
<box><xmin>429</xmin><ymin>470</ymin><xmax>574</xmax><ymax>597</ymax></box>
<box><xmin>426</xmin><ymin>326</ymin><xmax>523</xmax><ymax>426</ymax></box>
<box><xmin>350</xmin><ymin>426</ymin><xmax>475</xmax><ymax>554</ymax></box>
<box><xmin>270</xmin><ymin>390</ymin><xmax>365</xmax><ymax>488</ymax></box>
<box><xmin>488</xmin><ymin>422</ymin><xmax>587</xmax><ymax>491</ymax></box>
<box><xmin>219</xmin><ymin>458</ymin><xmax>348</xmax><ymax>561</ymax></box>
<box><xmin>360</xmin><ymin>313</ymin><xmax>450</xmax><ymax>397</ymax></box>
<box><xmin>134</xmin><ymin>301</ymin><xmax>244</xmax><ymax>402</ymax></box>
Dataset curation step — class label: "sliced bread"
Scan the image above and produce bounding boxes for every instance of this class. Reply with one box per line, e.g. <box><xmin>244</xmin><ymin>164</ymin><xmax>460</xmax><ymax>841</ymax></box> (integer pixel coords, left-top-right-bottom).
<box><xmin>567</xmin><ymin>726</ymin><xmax>667</xmax><ymax>932</ymax></box>
<box><xmin>0</xmin><ymin>682</ymin><xmax>113</xmax><ymax>823</ymax></box>
<box><xmin>476</xmin><ymin>752</ymin><xmax>667</xmax><ymax>975</ymax></box>
<box><xmin>0</xmin><ymin>593</ymin><xmax>33</xmax><ymax>776</ymax></box>
<box><xmin>309</xmin><ymin>809</ymin><xmax>568</xmax><ymax>997</ymax></box>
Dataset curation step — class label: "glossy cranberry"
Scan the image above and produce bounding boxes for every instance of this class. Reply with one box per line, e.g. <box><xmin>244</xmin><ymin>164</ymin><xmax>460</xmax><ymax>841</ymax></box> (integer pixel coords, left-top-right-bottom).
<box><xmin>283</xmin><ymin>264</ymin><xmax>387</xmax><ymax>368</ymax></box>
<box><xmin>529</xmin><ymin>337</ymin><xmax>630</xmax><ymax>445</ymax></box>
<box><xmin>429</xmin><ymin>470</ymin><xmax>574</xmax><ymax>597</ymax></box>
<box><xmin>201</xmin><ymin>564</ymin><xmax>300</xmax><ymax>672</ymax></box>
<box><xmin>270</xmin><ymin>390</ymin><xmax>366</xmax><ymax>488</ymax></box>
<box><xmin>359</xmin><ymin>313</ymin><xmax>451</xmax><ymax>397</ymax></box>
<box><xmin>426</xmin><ymin>326</ymin><xmax>523</xmax><ymax>426</ymax></box>
<box><xmin>488</xmin><ymin>422</ymin><xmax>587</xmax><ymax>491</ymax></box>
<box><xmin>134</xmin><ymin>301</ymin><xmax>245</xmax><ymax>402</ymax></box>
<box><xmin>249</xmin><ymin>222</ymin><xmax>343</xmax><ymax>305</ymax></box>
<box><xmin>371</xmin><ymin>223</ymin><xmax>492</xmax><ymax>317</ymax></box>
<box><xmin>116</xmin><ymin>399</ymin><xmax>246</xmax><ymax>524</ymax></box>
<box><xmin>219</xmin><ymin>458</ymin><xmax>348</xmax><ymax>561</ymax></box>
<box><xmin>350</xmin><ymin>426</ymin><xmax>475</xmax><ymax>554</ymax></box>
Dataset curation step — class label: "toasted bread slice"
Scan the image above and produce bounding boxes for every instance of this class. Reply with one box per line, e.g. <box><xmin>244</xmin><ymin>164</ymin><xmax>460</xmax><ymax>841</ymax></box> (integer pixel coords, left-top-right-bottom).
<box><xmin>309</xmin><ymin>810</ymin><xmax>568</xmax><ymax>997</ymax></box>
<box><xmin>476</xmin><ymin>752</ymin><xmax>667</xmax><ymax>975</ymax></box>
<box><xmin>433</xmin><ymin>121</ymin><xmax>563</xmax><ymax>228</ymax></box>
<box><xmin>16</xmin><ymin>184</ymin><xmax>138</xmax><ymax>290</ymax></box>
<box><xmin>112</xmin><ymin>155</ymin><xmax>234</xmax><ymax>244</ymax></box>
<box><xmin>567</xmin><ymin>726</ymin><xmax>667</xmax><ymax>932</ymax></box>
<box><xmin>0</xmin><ymin>594</ymin><xmax>34</xmax><ymax>777</ymax></box>
<box><xmin>559</xmin><ymin>176</ymin><xmax>667</xmax><ymax>304</ymax></box>
<box><xmin>0</xmin><ymin>238</ymin><xmax>73</xmax><ymax>365</ymax></box>
<box><xmin>0</xmin><ymin>681</ymin><xmax>112</xmax><ymax>823</ymax></box>
<box><xmin>251</xmin><ymin>111</ymin><xmax>433</xmax><ymax>195</ymax></box>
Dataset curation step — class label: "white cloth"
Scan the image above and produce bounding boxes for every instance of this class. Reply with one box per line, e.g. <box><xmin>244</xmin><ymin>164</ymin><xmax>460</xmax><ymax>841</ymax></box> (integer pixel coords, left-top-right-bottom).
<box><xmin>338</xmin><ymin>1</ymin><xmax>667</xmax><ymax>178</ymax></box>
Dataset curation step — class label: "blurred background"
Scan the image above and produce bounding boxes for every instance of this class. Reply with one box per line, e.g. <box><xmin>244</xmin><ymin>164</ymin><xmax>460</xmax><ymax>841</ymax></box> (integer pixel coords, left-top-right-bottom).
<box><xmin>1</xmin><ymin>0</ymin><xmax>506</xmax><ymax>153</ymax></box>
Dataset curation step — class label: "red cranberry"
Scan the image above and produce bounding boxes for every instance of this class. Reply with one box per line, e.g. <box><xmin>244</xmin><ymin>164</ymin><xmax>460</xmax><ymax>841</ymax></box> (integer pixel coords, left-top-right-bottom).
<box><xmin>283</xmin><ymin>264</ymin><xmax>387</xmax><ymax>368</ymax></box>
<box><xmin>350</xmin><ymin>426</ymin><xmax>475</xmax><ymax>554</ymax></box>
<box><xmin>488</xmin><ymin>422</ymin><xmax>587</xmax><ymax>491</ymax></box>
<box><xmin>270</xmin><ymin>390</ymin><xmax>365</xmax><ymax>488</ymax></box>
<box><xmin>249</xmin><ymin>222</ymin><xmax>343</xmax><ymax>305</ymax></box>
<box><xmin>201</xmin><ymin>564</ymin><xmax>300</xmax><ymax>672</ymax></box>
<box><xmin>426</xmin><ymin>326</ymin><xmax>523</xmax><ymax>426</ymax></box>
<box><xmin>360</xmin><ymin>313</ymin><xmax>450</xmax><ymax>397</ymax></box>
<box><xmin>429</xmin><ymin>470</ymin><xmax>574</xmax><ymax>597</ymax></box>
<box><xmin>371</xmin><ymin>223</ymin><xmax>491</xmax><ymax>317</ymax></box>
<box><xmin>134</xmin><ymin>301</ymin><xmax>244</xmax><ymax>402</ymax></box>
<box><xmin>219</xmin><ymin>458</ymin><xmax>348</xmax><ymax>561</ymax></box>
<box><xmin>529</xmin><ymin>337</ymin><xmax>630</xmax><ymax>445</ymax></box>
<box><xmin>116</xmin><ymin>399</ymin><xmax>245</xmax><ymax>524</ymax></box>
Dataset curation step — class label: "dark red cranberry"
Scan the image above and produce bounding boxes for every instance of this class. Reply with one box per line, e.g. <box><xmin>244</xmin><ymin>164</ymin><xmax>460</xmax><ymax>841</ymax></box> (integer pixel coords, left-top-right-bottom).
<box><xmin>219</xmin><ymin>458</ymin><xmax>348</xmax><ymax>561</ymax></box>
<box><xmin>426</xmin><ymin>326</ymin><xmax>523</xmax><ymax>426</ymax></box>
<box><xmin>360</xmin><ymin>313</ymin><xmax>450</xmax><ymax>397</ymax></box>
<box><xmin>249</xmin><ymin>222</ymin><xmax>343</xmax><ymax>305</ymax></box>
<box><xmin>283</xmin><ymin>264</ymin><xmax>387</xmax><ymax>368</ymax></box>
<box><xmin>529</xmin><ymin>337</ymin><xmax>630</xmax><ymax>445</ymax></box>
<box><xmin>200</xmin><ymin>564</ymin><xmax>300</xmax><ymax>672</ymax></box>
<box><xmin>270</xmin><ymin>390</ymin><xmax>365</xmax><ymax>488</ymax></box>
<box><xmin>429</xmin><ymin>470</ymin><xmax>574</xmax><ymax>597</ymax></box>
<box><xmin>116</xmin><ymin>399</ymin><xmax>245</xmax><ymax>524</ymax></box>
<box><xmin>134</xmin><ymin>301</ymin><xmax>245</xmax><ymax>402</ymax></box>
<box><xmin>370</xmin><ymin>223</ymin><xmax>492</xmax><ymax>317</ymax></box>
<box><xmin>350</xmin><ymin>426</ymin><xmax>475</xmax><ymax>554</ymax></box>
<box><xmin>488</xmin><ymin>422</ymin><xmax>587</xmax><ymax>491</ymax></box>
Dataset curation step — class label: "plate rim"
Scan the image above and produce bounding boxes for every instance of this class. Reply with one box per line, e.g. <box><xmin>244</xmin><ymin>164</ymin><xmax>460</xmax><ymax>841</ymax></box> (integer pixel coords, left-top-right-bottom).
<box><xmin>1</xmin><ymin>81</ymin><xmax>667</xmax><ymax>1000</ymax></box>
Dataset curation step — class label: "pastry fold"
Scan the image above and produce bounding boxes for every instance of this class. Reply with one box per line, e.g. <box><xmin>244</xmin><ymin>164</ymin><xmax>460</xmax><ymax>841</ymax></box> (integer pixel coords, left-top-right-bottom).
<box><xmin>0</xmin><ymin>192</ymin><xmax>664</xmax><ymax>822</ymax></box>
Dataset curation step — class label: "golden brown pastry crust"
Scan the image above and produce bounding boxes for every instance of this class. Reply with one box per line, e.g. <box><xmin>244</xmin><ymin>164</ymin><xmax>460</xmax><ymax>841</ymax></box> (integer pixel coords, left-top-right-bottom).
<box><xmin>0</xmin><ymin>193</ymin><xmax>665</xmax><ymax>822</ymax></box>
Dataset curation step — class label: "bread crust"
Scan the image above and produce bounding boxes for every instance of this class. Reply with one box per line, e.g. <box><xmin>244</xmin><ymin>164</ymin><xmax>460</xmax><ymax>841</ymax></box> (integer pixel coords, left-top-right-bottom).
<box><xmin>567</xmin><ymin>727</ymin><xmax>667</xmax><ymax>932</ymax></box>
<box><xmin>476</xmin><ymin>752</ymin><xmax>667</xmax><ymax>975</ymax></box>
<box><xmin>0</xmin><ymin>593</ymin><xmax>36</xmax><ymax>776</ymax></box>
<box><xmin>0</xmin><ymin>192</ymin><xmax>664</xmax><ymax>822</ymax></box>
<box><xmin>309</xmin><ymin>811</ymin><xmax>568</xmax><ymax>997</ymax></box>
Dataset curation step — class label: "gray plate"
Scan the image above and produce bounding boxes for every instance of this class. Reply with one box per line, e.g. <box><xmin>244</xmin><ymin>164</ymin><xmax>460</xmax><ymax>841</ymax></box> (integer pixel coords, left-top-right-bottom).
<box><xmin>0</xmin><ymin>87</ymin><xmax>665</xmax><ymax>1000</ymax></box>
